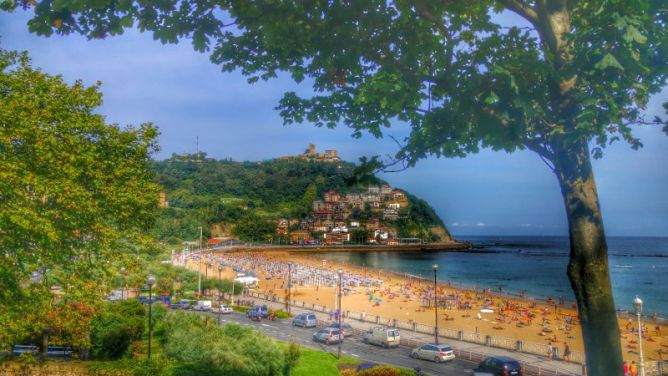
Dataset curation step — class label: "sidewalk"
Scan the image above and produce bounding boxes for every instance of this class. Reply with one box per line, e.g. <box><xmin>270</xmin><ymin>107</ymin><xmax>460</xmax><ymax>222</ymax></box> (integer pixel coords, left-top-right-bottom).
<box><xmin>248</xmin><ymin>293</ymin><xmax>584</xmax><ymax>376</ymax></box>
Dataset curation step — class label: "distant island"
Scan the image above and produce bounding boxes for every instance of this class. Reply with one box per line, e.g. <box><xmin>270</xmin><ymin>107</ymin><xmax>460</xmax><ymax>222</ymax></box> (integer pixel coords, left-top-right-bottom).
<box><xmin>151</xmin><ymin>146</ymin><xmax>455</xmax><ymax>247</ymax></box>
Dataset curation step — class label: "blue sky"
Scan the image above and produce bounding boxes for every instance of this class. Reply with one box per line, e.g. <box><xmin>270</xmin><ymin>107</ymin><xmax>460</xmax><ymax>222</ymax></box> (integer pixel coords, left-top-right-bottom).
<box><xmin>1</xmin><ymin>10</ymin><xmax>667</xmax><ymax>237</ymax></box>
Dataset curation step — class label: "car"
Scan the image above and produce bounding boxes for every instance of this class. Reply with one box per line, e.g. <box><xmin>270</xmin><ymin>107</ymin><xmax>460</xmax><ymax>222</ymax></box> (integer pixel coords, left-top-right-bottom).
<box><xmin>312</xmin><ymin>328</ymin><xmax>343</xmax><ymax>345</ymax></box>
<box><xmin>246</xmin><ymin>305</ymin><xmax>269</xmax><ymax>319</ymax></box>
<box><xmin>328</xmin><ymin>322</ymin><xmax>354</xmax><ymax>337</ymax></box>
<box><xmin>212</xmin><ymin>304</ymin><xmax>234</xmax><ymax>314</ymax></box>
<box><xmin>410</xmin><ymin>343</ymin><xmax>456</xmax><ymax>363</ymax></box>
<box><xmin>363</xmin><ymin>327</ymin><xmax>400</xmax><ymax>348</ymax></box>
<box><xmin>46</xmin><ymin>346</ymin><xmax>72</xmax><ymax>358</ymax></box>
<box><xmin>292</xmin><ymin>313</ymin><xmax>318</xmax><ymax>328</ymax></box>
<box><xmin>474</xmin><ymin>356</ymin><xmax>524</xmax><ymax>376</ymax></box>
<box><xmin>171</xmin><ymin>300</ymin><xmax>193</xmax><ymax>310</ymax></box>
<box><xmin>12</xmin><ymin>345</ymin><xmax>38</xmax><ymax>357</ymax></box>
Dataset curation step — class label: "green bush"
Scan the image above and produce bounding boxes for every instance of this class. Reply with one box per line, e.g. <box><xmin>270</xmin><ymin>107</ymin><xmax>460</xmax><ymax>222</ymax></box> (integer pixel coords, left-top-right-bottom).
<box><xmin>90</xmin><ymin>300</ymin><xmax>145</xmax><ymax>360</ymax></box>
<box><xmin>162</xmin><ymin>312</ymin><xmax>293</xmax><ymax>375</ymax></box>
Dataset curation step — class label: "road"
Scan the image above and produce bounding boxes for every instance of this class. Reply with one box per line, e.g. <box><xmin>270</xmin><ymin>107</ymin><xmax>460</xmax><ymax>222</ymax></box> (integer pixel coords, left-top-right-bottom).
<box><xmin>200</xmin><ymin>310</ymin><xmax>478</xmax><ymax>375</ymax></box>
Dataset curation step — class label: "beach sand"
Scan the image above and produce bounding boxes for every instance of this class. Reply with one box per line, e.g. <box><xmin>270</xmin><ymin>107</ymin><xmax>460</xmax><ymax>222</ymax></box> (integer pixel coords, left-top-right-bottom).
<box><xmin>186</xmin><ymin>250</ymin><xmax>668</xmax><ymax>362</ymax></box>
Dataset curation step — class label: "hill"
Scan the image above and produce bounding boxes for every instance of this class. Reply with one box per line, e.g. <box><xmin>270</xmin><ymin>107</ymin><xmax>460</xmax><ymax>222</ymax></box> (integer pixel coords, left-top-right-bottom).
<box><xmin>150</xmin><ymin>152</ymin><xmax>452</xmax><ymax>245</ymax></box>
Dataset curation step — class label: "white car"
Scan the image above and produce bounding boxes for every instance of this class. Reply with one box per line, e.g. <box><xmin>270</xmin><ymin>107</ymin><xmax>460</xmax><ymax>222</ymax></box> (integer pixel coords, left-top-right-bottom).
<box><xmin>212</xmin><ymin>304</ymin><xmax>234</xmax><ymax>314</ymax></box>
<box><xmin>411</xmin><ymin>343</ymin><xmax>456</xmax><ymax>363</ymax></box>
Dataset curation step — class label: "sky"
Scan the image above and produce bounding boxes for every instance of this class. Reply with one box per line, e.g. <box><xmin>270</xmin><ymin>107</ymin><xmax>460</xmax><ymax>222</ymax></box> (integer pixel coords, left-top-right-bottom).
<box><xmin>1</xmin><ymin>10</ymin><xmax>667</xmax><ymax>237</ymax></box>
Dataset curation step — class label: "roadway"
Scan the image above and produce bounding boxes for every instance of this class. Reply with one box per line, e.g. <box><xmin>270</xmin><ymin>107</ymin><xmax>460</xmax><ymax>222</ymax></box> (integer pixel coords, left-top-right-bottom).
<box><xmin>201</xmin><ymin>310</ymin><xmax>479</xmax><ymax>375</ymax></box>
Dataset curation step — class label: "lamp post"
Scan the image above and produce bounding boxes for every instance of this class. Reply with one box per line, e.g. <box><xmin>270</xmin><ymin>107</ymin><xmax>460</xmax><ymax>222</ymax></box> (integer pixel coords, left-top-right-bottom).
<box><xmin>217</xmin><ymin>265</ymin><xmax>223</xmax><ymax>310</ymax></box>
<box><xmin>120</xmin><ymin>267</ymin><xmax>127</xmax><ymax>301</ymax></box>
<box><xmin>286</xmin><ymin>262</ymin><xmax>292</xmax><ymax>314</ymax></box>
<box><xmin>337</xmin><ymin>268</ymin><xmax>343</xmax><ymax>359</ymax></box>
<box><xmin>432</xmin><ymin>264</ymin><xmax>439</xmax><ymax>345</ymax></box>
<box><xmin>147</xmin><ymin>275</ymin><xmax>155</xmax><ymax>360</ymax></box>
<box><xmin>218</xmin><ymin>264</ymin><xmax>223</xmax><ymax>280</ymax></box>
<box><xmin>198</xmin><ymin>226</ymin><xmax>203</xmax><ymax>297</ymax></box>
<box><xmin>231</xmin><ymin>278</ymin><xmax>235</xmax><ymax>306</ymax></box>
<box><xmin>634</xmin><ymin>296</ymin><xmax>646</xmax><ymax>376</ymax></box>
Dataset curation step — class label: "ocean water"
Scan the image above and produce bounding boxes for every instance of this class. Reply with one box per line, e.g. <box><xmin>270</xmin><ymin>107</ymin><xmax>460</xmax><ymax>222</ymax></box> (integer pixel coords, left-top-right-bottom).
<box><xmin>315</xmin><ymin>236</ymin><xmax>668</xmax><ymax>316</ymax></box>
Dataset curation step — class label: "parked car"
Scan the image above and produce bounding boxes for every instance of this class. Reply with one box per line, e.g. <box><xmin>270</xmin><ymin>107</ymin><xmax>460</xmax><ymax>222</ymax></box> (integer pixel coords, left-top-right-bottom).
<box><xmin>246</xmin><ymin>305</ymin><xmax>269</xmax><ymax>319</ymax></box>
<box><xmin>12</xmin><ymin>345</ymin><xmax>38</xmax><ymax>357</ymax></box>
<box><xmin>212</xmin><ymin>304</ymin><xmax>234</xmax><ymax>314</ymax></box>
<box><xmin>328</xmin><ymin>322</ymin><xmax>354</xmax><ymax>337</ymax></box>
<box><xmin>292</xmin><ymin>313</ymin><xmax>318</xmax><ymax>328</ymax></box>
<box><xmin>171</xmin><ymin>300</ymin><xmax>193</xmax><ymax>310</ymax></box>
<box><xmin>363</xmin><ymin>327</ymin><xmax>400</xmax><ymax>348</ymax></box>
<box><xmin>46</xmin><ymin>346</ymin><xmax>72</xmax><ymax>358</ymax></box>
<box><xmin>474</xmin><ymin>356</ymin><xmax>524</xmax><ymax>376</ymax></box>
<box><xmin>410</xmin><ymin>343</ymin><xmax>456</xmax><ymax>363</ymax></box>
<box><xmin>313</xmin><ymin>328</ymin><xmax>343</xmax><ymax>345</ymax></box>
<box><xmin>192</xmin><ymin>300</ymin><xmax>212</xmax><ymax>311</ymax></box>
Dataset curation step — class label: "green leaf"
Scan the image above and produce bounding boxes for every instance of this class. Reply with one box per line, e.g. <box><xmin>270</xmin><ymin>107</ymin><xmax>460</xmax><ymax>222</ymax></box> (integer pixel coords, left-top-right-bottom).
<box><xmin>485</xmin><ymin>91</ymin><xmax>499</xmax><ymax>104</ymax></box>
<box><xmin>623</xmin><ymin>25</ymin><xmax>647</xmax><ymax>44</ymax></box>
<box><xmin>594</xmin><ymin>53</ymin><xmax>624</xmax><ymax>71</ymax></box>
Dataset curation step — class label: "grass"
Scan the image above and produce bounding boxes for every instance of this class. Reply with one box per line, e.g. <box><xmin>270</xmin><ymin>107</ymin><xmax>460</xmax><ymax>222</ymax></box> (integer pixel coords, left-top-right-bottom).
<box><xmin>291</xmin><ymin>347</ymin><xmax>362</xmax><ymax>376</ymax></box>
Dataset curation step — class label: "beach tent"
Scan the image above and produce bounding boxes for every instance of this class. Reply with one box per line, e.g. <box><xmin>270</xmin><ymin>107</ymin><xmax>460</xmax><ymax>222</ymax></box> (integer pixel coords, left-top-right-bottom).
<box><xmin>234</xmin><ymin>276</ymin><xmax>259</xmax><ymax>286</ymax></box>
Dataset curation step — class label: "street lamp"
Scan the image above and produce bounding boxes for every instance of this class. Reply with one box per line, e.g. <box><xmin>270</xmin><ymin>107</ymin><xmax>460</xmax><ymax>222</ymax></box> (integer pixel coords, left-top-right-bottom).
<box><xmin>337</xmin><ymin>268</ymin><xmax>343</xmax><ymax>359</ymax></box>
<box><xmin>120</xmin><ymin>267</ymin><xmax>127</xmax><ymax>301</ymax></box>
<box><xmin>146</xmin><ymin>275</ymin><xmax>155</xmax><ymax>360</ymax></box>
<box><xmin>286</xmin><ymin>262</ymin><xmax>293</xmax><ymax>314</ymax></box>
<box><xmin>633</xmin><ymin>296</ymin><xmax>646</xmax><ymax>376</ymax></box>
<box><xmin>432</xmin><ymin>264</ymin><xmax>439</xmax><ymax>345</ymax></box>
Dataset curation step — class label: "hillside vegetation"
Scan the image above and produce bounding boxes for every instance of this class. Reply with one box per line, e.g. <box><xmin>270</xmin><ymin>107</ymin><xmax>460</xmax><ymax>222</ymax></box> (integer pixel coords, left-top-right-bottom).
<box><xmin>151</xmin><ymin>153</ymin><xmax>450</xmax><ymax>244</ymax></box>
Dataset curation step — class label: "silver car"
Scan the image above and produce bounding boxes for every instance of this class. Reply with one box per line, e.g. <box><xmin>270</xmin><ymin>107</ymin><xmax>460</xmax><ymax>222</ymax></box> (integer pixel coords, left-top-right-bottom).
<box><xmin>313</xmin><ymin>328</ymin><xmax>343</xmax><ymax>345</ymax></box>
<box><xmin>292</xmin><ymin>313</ymin><xmax>318</xmax><ymax>328</ymax></box>
<box><xmin>411</xmin><ymin>343</ymin><xmax>456</xmax><ymax>363</ymax></box>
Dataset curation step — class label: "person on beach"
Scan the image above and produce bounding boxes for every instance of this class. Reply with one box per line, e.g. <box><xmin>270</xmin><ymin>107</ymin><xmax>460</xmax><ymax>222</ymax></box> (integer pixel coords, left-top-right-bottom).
<box><xmin>630</xmin><ymin>361</ymin><xmax>638</xmax><ymax>376</ymax></box>
<box><xmin>547</xmin><ymin>343</ymin><xmax>554</xmax><ymax>361</ymax></box>
<box><xmin>563</xmin><ymin>343</ymin><xmax>571</xmax><ymax>361</ymax></box>
<box><xmin>623</xmin><ymin>361</ymin><xmax>630</xmax><ymax>376</ymax></box>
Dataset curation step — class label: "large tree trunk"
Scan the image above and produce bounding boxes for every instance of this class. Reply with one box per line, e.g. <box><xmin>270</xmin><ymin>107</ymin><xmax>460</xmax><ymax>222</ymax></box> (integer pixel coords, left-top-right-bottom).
<box><xmin>553</xmin><ymin>138</ymin><xmax>623</xmax><ymax>375</ymax></box>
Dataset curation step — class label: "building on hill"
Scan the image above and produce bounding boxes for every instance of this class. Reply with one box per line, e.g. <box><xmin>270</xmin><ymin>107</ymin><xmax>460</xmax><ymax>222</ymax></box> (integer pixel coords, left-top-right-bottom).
<box><xmin>158</xmin><ymin>191</ymin><xmax>169</xmax><ymax>208</ymax></box>
<box><xmin>324</xmin><ymin>190</ymin><xmax>342</xmax><ymax>203</ymax></box>
<box><xmin>280</xmin><ymin>144</ymin><xmax>341</xmax><ymax>163</ymax></box>
<box><xmin>290</xmin><ymin>230</ymin><xmax>311</xmax><ymax>244</ymax></box>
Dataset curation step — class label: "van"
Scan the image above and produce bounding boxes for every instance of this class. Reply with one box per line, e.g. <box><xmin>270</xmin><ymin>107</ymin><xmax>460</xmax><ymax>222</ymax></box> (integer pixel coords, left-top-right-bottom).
<box><xmin>193</xmin><ymin>300</ymin><xmax>212</xmax><ymax>311</ymax></box>
<box><xmin>292</xmin><ymin>313</ymin><xmax>317</xmax><ymax>328</ymax></box>
<box><xmin>363</xmin><ymin>327</ymin><xmax>401</xmax><ymax>348</ymax></box>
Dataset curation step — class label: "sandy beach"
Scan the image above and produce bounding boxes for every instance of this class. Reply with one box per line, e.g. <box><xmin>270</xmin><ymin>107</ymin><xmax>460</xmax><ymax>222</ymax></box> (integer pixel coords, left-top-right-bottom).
<box><xmin>182</xmin><ymin>249</ymin><xmax>668</xmax><ymax>363</ymax></box>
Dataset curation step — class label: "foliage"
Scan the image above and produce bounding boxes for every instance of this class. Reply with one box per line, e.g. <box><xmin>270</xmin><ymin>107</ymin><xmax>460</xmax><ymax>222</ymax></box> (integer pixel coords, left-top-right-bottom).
<box><xmin>88</xmin><ymin>357</ymin><xmax>174</xmax><ymax>376</ymax></box>
<box><xmin>90</xmin><ymin>300</ymin><xmax>146</xmax><ymax>360</ymax></box>
<box><xmin>161</xmin><ymin>312</ymin><xmax>295</xmax><ymax>376</ymax></box>
<box><xmin>0</xmin><ymin>48</ymin><xmax>159</xmax><ymax>350</ymax></box>
<box><xmin>148</xmin><ymin>155</ymin><xmax>444</xmax><ymax>243</ymax></box>
<box><xmin>290</xmin><ymin>348</ymin><xmax>361</xmax><ymax>376</ymax></box>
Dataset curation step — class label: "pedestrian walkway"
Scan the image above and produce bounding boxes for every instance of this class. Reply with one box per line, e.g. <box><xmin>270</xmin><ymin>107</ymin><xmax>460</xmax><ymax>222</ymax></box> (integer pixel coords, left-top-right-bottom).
<box><xmin>249</xmin><ymin>294</ymin><xmax>584</xmax><ymax>376</ymax></box>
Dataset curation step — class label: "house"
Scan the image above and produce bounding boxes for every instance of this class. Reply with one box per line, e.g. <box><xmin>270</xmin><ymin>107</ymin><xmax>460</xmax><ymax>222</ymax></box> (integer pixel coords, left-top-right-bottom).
<box><xmin>383</xmin><ymin>208</ymin><xmax>400</xmax><ymax>220</ymax></box>
<box><xmin>349</xmin><ymin>220</ymin><xmax>361</xmax><ymax>228</ymax></box>
<box><xmin>312</xmin><ymin>200</ymin><xmax>327</xmax><ymax>211</ymax></box>
<box><xmin>313</xmin><ymin>220</ymin><xmax>328</xmax><ymax>233</ymax></box>
<box><xmin>381</xmin><ymin>184</ymin><xmax>393</xmax><ymax>195</ymax></box>
<box><xmin>290</xmin><ymin>230</ymin><xmax>312</xmax><ymax>244</ymax></box>
<box><xmin>386</xmin><ymin>201</ymin><xmax>403</xmax><ymax>209</ymax></box>
<box><xmin>207</xmin><ymin>237</ymin><xmax>236</xmax><ymax>247</ymax></box>
<box><xmin>323</xmin><ymin>232</ymin><xmax>350</xmax><ymax>244</ymax></box>
<box><xmin>276</xmin><ymin>219</ymin><xmax>289</xmax><ymax>234</ymax></box>
<box><xmin>324</xmin><ymin>190</ymin><xmax>342</xmax><ymax>203</ymax></box>
<box><xmin>367</xmin><ymin>185</ymin><xmax>380</xmax><ymax>194</ymax></box>
<box><xmin>366</xmin><ymin>218</ymin><xmax>381</xmax><ymax>230</ymax></box>
<box><xmin>390</xmin><ymin>189</ymin><xmax>406</xmax><ymax>201</ymax></box>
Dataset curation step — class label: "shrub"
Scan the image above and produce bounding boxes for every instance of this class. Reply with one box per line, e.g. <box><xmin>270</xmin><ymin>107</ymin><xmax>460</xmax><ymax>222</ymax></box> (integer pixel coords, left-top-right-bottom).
<box><xmin>90</xmin><ymin>300</ymin><xmax>145</xmax><ymax>360</ymax></box>
<box><xmin>356</xmin><ymin>365</ymin><xmax>415</xmax><ymax>376</ymax></box>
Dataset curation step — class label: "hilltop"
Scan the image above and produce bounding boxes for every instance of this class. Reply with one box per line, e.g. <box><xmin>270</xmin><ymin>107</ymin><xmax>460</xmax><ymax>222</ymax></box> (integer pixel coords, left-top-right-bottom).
<box><xmin>150</xmin><ymin>150</ymin><xmax>453</xmax><ymax>245</ymax></box>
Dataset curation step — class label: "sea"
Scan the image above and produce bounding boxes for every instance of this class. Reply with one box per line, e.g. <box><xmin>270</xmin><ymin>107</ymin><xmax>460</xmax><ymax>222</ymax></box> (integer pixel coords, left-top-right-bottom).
<box><xmin>316</xmin><ymin>236</ymin><xmax>668</xmax><ymax>317</ymax></box>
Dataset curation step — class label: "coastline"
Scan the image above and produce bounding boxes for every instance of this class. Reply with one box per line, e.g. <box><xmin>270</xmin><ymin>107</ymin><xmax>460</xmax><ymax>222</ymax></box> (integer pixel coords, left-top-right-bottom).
<box><xmin>178</xmin><ymin>248</ymin><xmax>668</xmax><ymax>363</ymax></box>
<box><xmin>215</xmin><ymin>241</ymin><xmax>472</xmax><ymax>253</ymax></box>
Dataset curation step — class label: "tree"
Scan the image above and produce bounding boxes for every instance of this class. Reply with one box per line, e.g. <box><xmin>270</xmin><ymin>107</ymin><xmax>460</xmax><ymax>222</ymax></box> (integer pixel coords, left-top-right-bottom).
<box><xmin>5</xmin><ymin>1</ymin><xmax>667</xmax><ymax>373</ymax></box>
<box><xmin>0</xmin><ymin>48</ymin><xmax>159</xmax><ymax>349</ymax></box>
